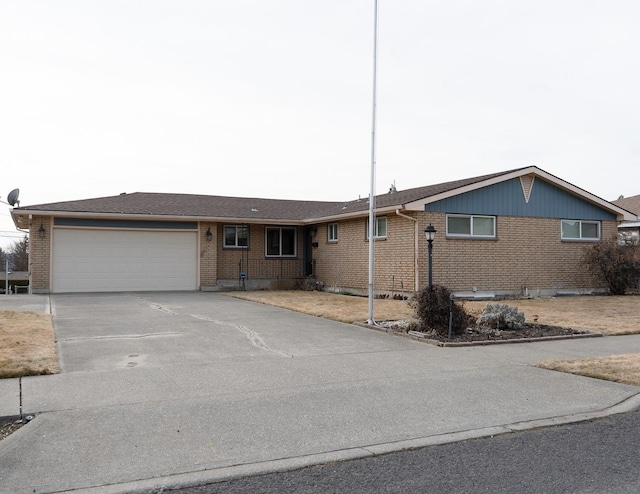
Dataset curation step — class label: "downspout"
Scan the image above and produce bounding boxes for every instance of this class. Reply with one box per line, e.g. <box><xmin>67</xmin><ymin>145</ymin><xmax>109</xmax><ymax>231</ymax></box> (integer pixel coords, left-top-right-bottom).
<box><xmin>395</xmin><ymin>209</ymin><xmax>419</xmax><ymax>291</ymax></box>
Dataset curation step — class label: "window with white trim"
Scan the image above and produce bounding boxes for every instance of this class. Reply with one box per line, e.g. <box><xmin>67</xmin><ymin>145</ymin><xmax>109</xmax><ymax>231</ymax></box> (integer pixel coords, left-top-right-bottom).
<box><xmin>266</xmin><ymin>227</ymin><xmax>296</xmax><ymax>257</ymax></box>
<box><xmin>366</xmin><ymin>216</ymin><xmax>387</xmax><ymax>239</ymax></box>
<box><xmin>224</xmin><ymin>225</ymin><xmax>249</xmax><ymax>248</ymax></box>
<box><xmin>561</xmin><ymin>220</ymin><xmax>600</xmax><ymax>241</ymax></box>
<box><xmin>328</xmin><ymin>223</ymin><xmax>338</xmax><ymax>242</ymax></box>
<box><xmin>446</xmin><ymin>214</ymin><xmax>496</xmax><ymax>238</ymax></box>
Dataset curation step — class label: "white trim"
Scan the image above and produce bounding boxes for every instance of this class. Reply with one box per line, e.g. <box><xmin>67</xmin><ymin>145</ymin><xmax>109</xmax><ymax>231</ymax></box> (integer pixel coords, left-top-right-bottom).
<box><xmin>561</xmin><ymin>219</ymin><xmax>601</xmax><ymax>241</ymax></box>
<box><xmin>327</xmin><ymin>222</ymin><xmax>339</xmax><ymax>242</ymax></box>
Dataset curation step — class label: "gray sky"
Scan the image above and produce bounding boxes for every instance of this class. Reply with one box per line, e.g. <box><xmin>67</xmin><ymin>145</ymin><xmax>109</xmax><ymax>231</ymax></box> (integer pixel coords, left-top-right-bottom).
<box><xmin>2</xmin><ymin>0</ymin><xmax>640</xmax><ymax>248</ymax></box>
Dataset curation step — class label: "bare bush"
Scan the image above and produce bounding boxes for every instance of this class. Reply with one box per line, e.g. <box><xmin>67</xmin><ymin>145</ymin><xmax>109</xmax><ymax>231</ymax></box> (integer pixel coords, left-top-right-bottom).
<box><xmin>583</xmin><ymin>235</ymin><xmax>640</xmax><ymax>295</ymax></box>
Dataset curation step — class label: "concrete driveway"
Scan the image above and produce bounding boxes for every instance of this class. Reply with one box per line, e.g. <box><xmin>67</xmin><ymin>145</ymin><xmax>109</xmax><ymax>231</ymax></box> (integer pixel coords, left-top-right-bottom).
<box><xmin>1</xmin><ymin>292</ymin><xmax>639</xmax><ymax>494</ymax></box>
<box><xmin>51</xmin><ymin>292</ymin><xmax>417</xmax><ymax>373</ymax></box>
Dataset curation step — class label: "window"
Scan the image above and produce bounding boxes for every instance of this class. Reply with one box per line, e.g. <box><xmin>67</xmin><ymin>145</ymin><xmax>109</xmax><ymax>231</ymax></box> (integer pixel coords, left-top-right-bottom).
<box><xmin>328</xmin><ymin>223</ymin><xmax>338</xmax><ymax>242</ymax></box>
<box><xmin>446</xmin><ymin>214</ymin><xmax>496</xmax><ymax>238</ymax></box>
<box><xmin>366</xmin><ymin>216</ymin><xmax>387</xmax><ymax>239</ymax></box>
<box><xmin>266</xmin><ymin>227</ymin><xmax>296</xmax><ymax>257</ymax></box>
<box><xmin>561</xmin><ymin>220</ymin><xmax>600</xmax><ymax>241</ymax></box>
<box><xmin>224</xmin><ymin>225</ymin><xmax>249</xmax><ymax>248</ymax></box>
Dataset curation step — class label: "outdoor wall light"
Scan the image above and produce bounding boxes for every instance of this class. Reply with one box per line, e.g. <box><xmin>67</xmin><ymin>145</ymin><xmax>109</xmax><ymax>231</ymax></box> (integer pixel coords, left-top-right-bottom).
<box><xmin>424</xmin><ymin>224</ymin><xmax>437</xmax><ymax>290</ymax></box>
<box><xmin>424</xmin><ymin>223</ymin><xmax>436</xmax><ymax>243</ymax></box>
<box><xmin>38</xmin><ymin>223</ymin><xmax>46</xmax><ymax>239</ymax></box>
<box><xmin>205</xmin><ymin>227</ymin><xmax>212</xmax><ymax>242</ymax></box>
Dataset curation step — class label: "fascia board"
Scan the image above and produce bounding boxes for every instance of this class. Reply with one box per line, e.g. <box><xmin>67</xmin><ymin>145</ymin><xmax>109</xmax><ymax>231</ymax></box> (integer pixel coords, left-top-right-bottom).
<box><xmin>303</xmin><ymin>205</ymin><xmax>401</xmax><ymax>224</ymax></box>
<box><xmin>11</xmin><ymin>210</ymin><xmax>306</xmax><ymax>226</ymax></box>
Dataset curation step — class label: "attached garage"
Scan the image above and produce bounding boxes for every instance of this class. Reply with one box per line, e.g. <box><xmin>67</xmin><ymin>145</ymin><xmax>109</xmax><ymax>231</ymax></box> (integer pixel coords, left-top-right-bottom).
<box><xmin>51</xmin><ymin>219</ymin><xmax>198</xmax><ymax>293</ymax></box>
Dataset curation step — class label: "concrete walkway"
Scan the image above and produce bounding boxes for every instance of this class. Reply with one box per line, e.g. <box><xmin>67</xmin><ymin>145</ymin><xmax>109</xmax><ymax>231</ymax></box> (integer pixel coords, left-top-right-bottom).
<box><xmin>1</xmin><ymin>293</ymin><xmax>639</xmax><ymax>494</ymax></box>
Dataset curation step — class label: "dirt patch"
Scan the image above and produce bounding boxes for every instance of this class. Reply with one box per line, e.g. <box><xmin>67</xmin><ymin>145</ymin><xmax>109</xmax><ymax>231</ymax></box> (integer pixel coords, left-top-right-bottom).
<box><xmin>0</xmin><ymin>310</ymin><xmax>59</xmax><ymax>379</ymax></box>
<box><xmin>0</xmin><ymin>420</ymin><xmax>26</xmax><ymax>441</ymax></box>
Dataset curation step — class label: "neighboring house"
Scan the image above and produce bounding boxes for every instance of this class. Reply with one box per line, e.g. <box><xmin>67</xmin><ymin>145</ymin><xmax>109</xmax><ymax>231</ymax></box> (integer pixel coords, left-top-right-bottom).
<box><xmin>612</xmin><ymin>194</ymin><xmax>640</xmax><ymax>240</ymax></box>
<box><xmin>11</xmin><ymin>166</ymin><xmax>634</xmax><ymax>296</ymax></box>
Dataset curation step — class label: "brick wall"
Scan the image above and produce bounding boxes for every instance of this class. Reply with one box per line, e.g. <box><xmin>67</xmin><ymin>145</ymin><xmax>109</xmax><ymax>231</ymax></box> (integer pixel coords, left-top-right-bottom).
<box><xmin>427</xmin><ymin>214</ymin><xmax>618</xmax><ymax>293</ymax></box>
<box><xmin>215</xmin><ymin>224</ymin><xmax>305</xmax><ymax>281</ymax></box>
<box><xmin>313</xmin><ymin>213</ymin><xmax>418</xmax><ymax>294</ymax></box>
<box><xmin>314</xmin><ymin>212</ymin><xmax>619</xmax><ymax>295</ymax></box>
<box><xmin>28</xmin><ymin>215</ymin><xmax>51</xmax><ymax>293</ymax></box>
<box><xmin>199</xmin><ymin>222</ymin><xmax>217</xmax><ymax>286</ymax></box>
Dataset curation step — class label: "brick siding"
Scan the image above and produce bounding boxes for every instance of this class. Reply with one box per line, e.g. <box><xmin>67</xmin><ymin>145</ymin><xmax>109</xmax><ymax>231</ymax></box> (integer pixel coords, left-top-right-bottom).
<box><xmin>28</xmin><ymin>215</ymin><xmax>51</xmax><ymax>293</ymax></box>
<box><xmin>314</xmin><ymin>212</ymin><xmax>619</xmax><ymax>295</ymax></box>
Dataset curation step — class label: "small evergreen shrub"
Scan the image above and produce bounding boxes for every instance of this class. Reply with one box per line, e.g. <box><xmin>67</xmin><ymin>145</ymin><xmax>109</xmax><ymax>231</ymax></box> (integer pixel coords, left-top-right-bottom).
<box><xmin>411</xmin><ymin>285</ymin><xmax>473</xmax><ymax>337</ymax></box>
<box><xmin>476</xmin><ymin>304</ymin><xmax>525</xmax><ymax>330</ymax></box>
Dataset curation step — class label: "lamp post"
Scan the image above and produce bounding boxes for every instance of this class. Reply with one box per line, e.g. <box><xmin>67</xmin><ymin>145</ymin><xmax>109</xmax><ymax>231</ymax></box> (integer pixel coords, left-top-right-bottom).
<box><xmin>424</xmin><ymin>224</ymin><xmax>436</xmax><ymax>291</ymax></box>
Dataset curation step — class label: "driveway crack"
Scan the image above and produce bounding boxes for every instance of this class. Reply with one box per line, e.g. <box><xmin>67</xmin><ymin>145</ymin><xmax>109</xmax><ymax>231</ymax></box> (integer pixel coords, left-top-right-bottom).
<box><xmin>191</xmin><ymin>313</ymin><xmax>293</xmax><ymax>358</ymax></box>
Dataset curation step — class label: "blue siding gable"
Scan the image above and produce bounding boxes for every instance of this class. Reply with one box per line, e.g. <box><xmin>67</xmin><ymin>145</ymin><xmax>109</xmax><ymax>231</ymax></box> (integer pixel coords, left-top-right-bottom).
<box><xmin>425</xmin><ymin>177</ymin><xmax>616</xmax><ymax>220</ymax></box>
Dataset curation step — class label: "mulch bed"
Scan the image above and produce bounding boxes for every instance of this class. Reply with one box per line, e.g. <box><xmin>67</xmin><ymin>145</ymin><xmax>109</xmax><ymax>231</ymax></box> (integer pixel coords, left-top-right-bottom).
<box><xmin>0</xmin><ymin>420</ymin><xmax>26</xmax><ymax>441</ymax></box>
<box><xmin>368</xmin><ymin>321</ymin><xmax>602</xmax><ymax>347</ymax></box>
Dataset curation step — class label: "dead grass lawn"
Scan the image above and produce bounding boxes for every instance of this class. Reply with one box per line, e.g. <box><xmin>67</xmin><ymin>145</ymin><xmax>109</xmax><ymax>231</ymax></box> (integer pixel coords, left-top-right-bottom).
<box><xmin>0</xmin><ymin>311</ymin><xmax>59</xmax><ymax>379</ymax></box>
<box><xmin>463</xmin><ymin>296</ymin><xmax>639</xmax><ymax>336</ymax></box>
<box><xmin>229</xmin><ymin>291</ymin><xmax>640</xmax><ymax>336</ymax></box>
<box><xmin>228</xmin><ymin>290</ymin><xmax>415</xmax><ymax>323</ymax></box>
<box><xmin>536</xmin><ymin>354</ymin><xmax>640</xmax><ymax>387</ymax></box>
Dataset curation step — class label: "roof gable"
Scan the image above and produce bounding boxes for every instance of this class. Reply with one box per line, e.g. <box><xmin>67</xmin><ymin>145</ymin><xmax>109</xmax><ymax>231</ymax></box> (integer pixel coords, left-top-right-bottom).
<box><xmin>425</xmin><ymin>176</ymin><xmax>617</xmax><ymax>220</ymax></box>
<box><xmin>404</xmin><ymin>166</ymin><xmax>633</xmax><ymax>221</ymax></box>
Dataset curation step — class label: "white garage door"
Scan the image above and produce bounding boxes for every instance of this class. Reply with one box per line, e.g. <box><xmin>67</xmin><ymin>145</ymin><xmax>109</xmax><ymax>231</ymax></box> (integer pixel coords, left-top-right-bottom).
<box><xmin>52</xmin><ymin>228</ymin><xmax>198</xmax><ymax>293</ymax></box>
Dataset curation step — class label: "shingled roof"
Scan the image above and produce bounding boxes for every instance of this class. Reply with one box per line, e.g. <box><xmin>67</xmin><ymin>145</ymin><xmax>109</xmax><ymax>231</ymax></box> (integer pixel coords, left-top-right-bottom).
<box><xmin>13</xmin><ymin>168</ymin><xmax>518</xmax><ymax>223</ymax></box>
<box><xmin>14</xmin><ymin>192</ymin><xmax>340</xmax><ymax>222</ymax></box>
<box><xmin>612</xmin><ymin>194</ymin><xmax>640</xmax><ymax>217</ymax></box>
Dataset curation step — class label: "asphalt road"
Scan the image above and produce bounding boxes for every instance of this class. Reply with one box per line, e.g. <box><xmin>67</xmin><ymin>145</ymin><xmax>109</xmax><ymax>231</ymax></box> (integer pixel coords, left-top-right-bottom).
<box><xmin>168</xmin><ymin>409</ymin><xmax>640</xmax><ymax>494</ymax></box>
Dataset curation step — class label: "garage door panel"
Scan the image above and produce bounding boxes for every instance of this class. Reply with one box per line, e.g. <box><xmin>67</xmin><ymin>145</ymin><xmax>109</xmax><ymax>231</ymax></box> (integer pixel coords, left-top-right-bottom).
<box><xmin>52</xmin><ymin>229</ymin><xmax>198</xmax><ymax>293</ymax></box>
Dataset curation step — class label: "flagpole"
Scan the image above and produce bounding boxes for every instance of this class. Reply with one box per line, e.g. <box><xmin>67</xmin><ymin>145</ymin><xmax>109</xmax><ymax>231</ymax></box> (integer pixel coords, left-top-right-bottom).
<box><xmin>367</xmin><ymin>0</ymin><xmax>379</xmax><ymax>325</ymax></box>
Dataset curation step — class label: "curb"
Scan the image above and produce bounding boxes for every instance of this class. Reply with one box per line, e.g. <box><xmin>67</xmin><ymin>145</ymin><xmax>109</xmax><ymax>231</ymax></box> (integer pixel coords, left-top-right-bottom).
<box><xmin>74</xmin><ymin>393</ymin><xmax>640</xmax><ymax>494</ymax></box>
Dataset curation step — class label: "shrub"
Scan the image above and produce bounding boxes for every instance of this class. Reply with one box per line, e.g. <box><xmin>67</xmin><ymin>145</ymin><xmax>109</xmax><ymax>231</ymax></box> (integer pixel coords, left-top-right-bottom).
<box><xmin>476</xmin><ymin>304</ymin><xmax>525</xmax><ymax>330</ymax></box>
<box><xmin>583</xmin><ymin>235</ymin><xmax>640</xmax><ymax>295</ymax></box>
<box><xmin>411</xmin><ymin>285</ymin><xmax>473</xmax><ymax>337</ymax></box>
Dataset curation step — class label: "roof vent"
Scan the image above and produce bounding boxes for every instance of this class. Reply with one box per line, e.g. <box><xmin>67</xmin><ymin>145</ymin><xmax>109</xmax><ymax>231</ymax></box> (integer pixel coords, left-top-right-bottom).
<box><xmin>251</xmin><ymin>207</ymin><xmax>258</xmax><ymax>212</ymax></box>
<box><xmin>520</xmin><ymin>174</ymin><xmax>535</xmax><ymax>203</ymax></box>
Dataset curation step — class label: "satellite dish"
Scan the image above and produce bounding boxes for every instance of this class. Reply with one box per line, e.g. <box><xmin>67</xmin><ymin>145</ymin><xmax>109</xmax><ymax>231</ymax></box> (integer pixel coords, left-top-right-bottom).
<box><xmin>7</xmin><ymin>188</ymin><xmax>19</xmax><ymax>207</ymax></box>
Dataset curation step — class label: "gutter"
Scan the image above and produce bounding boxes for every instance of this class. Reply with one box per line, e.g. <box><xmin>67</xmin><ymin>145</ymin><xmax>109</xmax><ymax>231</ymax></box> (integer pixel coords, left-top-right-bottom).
<box><xmin>395</xmin><ymin>209</ymin><xmax>420</xmax><ymax>291</ymax></box>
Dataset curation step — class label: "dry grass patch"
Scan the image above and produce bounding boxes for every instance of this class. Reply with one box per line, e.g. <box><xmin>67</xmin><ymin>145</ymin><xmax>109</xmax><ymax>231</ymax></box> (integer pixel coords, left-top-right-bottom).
<box><xmin>463</xmin><ymin>296</ymin><xmax>640</xmax><ymax>336</ymax></box>
<box><xmin>228</xmin><ymin>291</ymin><xmax>414</xmax><ymax>323</ymax></box>
<box><xmin>228</xmin><ymin>292</ymin><xmax>640</xmax><ymax>335</ymax></box>
<box><xmin>0</xmin><ymin>311</ymin><xmax>59</xmax><ymax>379</ymax></box>
<box><xmin>536</xmin><ymin>354</ymin><xmax>640</xmax><ymax>387</ymax></box>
